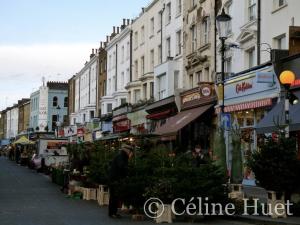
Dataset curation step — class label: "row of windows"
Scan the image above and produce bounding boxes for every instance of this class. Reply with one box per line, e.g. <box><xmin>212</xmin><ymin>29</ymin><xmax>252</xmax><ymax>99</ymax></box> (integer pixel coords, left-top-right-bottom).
<box><xmin>134</xmin><ymin>0</ymin><xmax>182</xmax><ymax>49</ymax></box>
<box><xmin>108</xmin><ymin>41</ymin><xmax>130</xmax><ymax>70</ymax></box>
<box><xmin>52</xmin><ymin>96</ymin><xmax>68</xmax><ymax>107</ymax></box>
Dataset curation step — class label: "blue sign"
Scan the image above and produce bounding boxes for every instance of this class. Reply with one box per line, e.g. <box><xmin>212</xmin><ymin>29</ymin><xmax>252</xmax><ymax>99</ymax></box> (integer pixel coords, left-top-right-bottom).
<box><xmin>222</xmin><ymin>113</ymin><xmax>231</xmax><ymax>130</ymax></box>
<box><xmin>256</xmin><ymin>71</ymin><xmax>274</xmax><ymax>84</ymax></box>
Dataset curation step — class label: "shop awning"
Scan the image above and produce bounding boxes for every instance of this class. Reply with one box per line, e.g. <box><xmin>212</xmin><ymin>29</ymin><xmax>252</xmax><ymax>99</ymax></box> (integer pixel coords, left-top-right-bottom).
<box><xmin>256</xmin><ymin>91</ymin><xmax>300</xmax><ymax>134</ymax></box>
<box><xmin>13</xmin><ymin>136</ymin><xmax>35</xmax><ymax>145</ymax></box>
<box><xmin>146</xmin><ymin>109</ymin><xmax>171</xmax><ymax>120</ymax></box>
<box><xmin>155</xmin><ymin>104</ymin><xmax>213</xmax><ymax>136</ymax></box>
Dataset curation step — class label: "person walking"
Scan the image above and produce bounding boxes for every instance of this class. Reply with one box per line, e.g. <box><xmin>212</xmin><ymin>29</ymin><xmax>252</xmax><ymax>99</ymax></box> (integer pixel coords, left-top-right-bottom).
<box><xmin>107</xmin><ymin>143</ymin><xmax>133</xmax><ymax>218</ymax></box>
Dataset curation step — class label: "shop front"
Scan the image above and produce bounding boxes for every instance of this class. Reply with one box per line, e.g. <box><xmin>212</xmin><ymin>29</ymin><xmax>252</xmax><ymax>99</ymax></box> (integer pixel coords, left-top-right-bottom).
<box><xmin>221</xmin><ymin>64</ymin><xmax>281</xmax><ymax>185</ymax></box>
<box><xmin>127</xmin><ymin>107</ymin><xmax>148</xmax><ymax>135</ymax></box>
<box><xmin>145</xmin><ymin>96</ymin><xmax>178</xmax><ymax>134</ymax></box>
<box><xmin>256</xmin><ymin>53</ymin><xmax>300</xmax><ymax>157</ymax></box>
<box><xmin>155</xmin><ymin>83</ymin><xmax>216</xmax><ymax>153</ymax></box>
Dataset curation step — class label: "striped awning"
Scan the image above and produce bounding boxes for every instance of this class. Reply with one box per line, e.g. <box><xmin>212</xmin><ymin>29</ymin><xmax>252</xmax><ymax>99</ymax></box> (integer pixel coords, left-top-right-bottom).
<box><xmin>215</xmin><ymin>98</ymin><xmax>273</xmax><ymax>113</ymax></box>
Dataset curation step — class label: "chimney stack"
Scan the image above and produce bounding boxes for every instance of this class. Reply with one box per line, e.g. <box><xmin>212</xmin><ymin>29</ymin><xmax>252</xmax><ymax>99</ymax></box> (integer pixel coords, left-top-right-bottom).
<box><xmin>90</xmin><ymin>48</ymin><xmax>95</xmax><ymax>59</ymax></box>
<box><xmin>117</xmin><ymin>27</ymin><xmax>120</xmax><ymax>34</ymax></box>
<box><xmin>142</xmin><ymin>7</ymin><xmax>145</xmax><ymax>13</ymax></box>
<box><xmin>106</xmin><ymin>35</ymin><xmax>109</xmax><ymax>42</ymax></box>
<box><xmin>113</xmin><ymin>26</ymin><xmax>116</xmax><ymax>33</ymax></box>
<box><xmin>100</xmin><ymin>41</ymin><xmax>103</xmax><ymax>48</ymax></box>
<box><xmin>123</xmin><ymin>18</ymin><xmax>126</xmax><ymax>26</ymax></box>
<box><xmin>95</xmin><ymin>49</ymin><xmax>98</xmax><ymax>54</ymax></box>
<box><xmin>127</xmin><ymin>19</ymin><xmax>130</xmax><ymax>25</ymax></box>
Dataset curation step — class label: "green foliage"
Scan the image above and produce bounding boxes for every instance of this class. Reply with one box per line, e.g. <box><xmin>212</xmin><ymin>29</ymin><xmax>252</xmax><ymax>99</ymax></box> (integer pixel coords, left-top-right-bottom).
<box><xmin>213</xmin><ymin>127</ymin><xmax>227</xmax><ymax>177</ymax></box>
<box><xmin>115</xmin><ymin>144</ymin><xmax>228</xmax><ymax>210</ymax></box>
<box><xmin>248</xmin><ymin>136</ymin><xmax>300</xmax><ymax>193</ymax></box>
<box><xmin>231</xmin><ymin>131</ymin><xmax>243</xmax><ymax>184</ymax></box>
<box><xmin>87</xmin><ymin>141</ymin><xmax>117</xmax><ymax>185</ymax></box>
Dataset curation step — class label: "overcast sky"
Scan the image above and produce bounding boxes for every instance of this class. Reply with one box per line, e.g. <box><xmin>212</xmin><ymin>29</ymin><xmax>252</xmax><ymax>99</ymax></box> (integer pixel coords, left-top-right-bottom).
<box><xmin>0</xmin><ymin>0</ymin><xmax>149</xmax><ymax>110</ymax></box>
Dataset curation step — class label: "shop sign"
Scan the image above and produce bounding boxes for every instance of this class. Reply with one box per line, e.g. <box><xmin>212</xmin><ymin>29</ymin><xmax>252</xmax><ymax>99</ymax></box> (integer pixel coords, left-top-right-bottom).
<box><xmin>64</xmin><ymin>125</ymin><xmax>77</xmax><ymax>137</ymax></box>
<box><xmin>256</xmin><ymin>71</ymin><xmax>274</xmax><ymax>84</ymax></box>
<box><xmin>77</xmin><ymin>128</ymin><xmax>84</xmax><ymax>137</ymax></box>
<box><xmin>114</xmin><ymin>120</ymin><xmax>130</xmax><ymax>133</ymax></box>
<box><xmin>57</xmin><ymin>127</ymin><xmax>64</xmax><ymax>138</ymax></box>
<box><xmin>200</xmin><ymin>84</ymin><xmax>212</xmax><ymax>97</ymax></box>
<box><xmin>236</xmin><ymin>81</ymin><xmax>253</xmax><ymax>94</ymax></box>
<box><xmin>182</xmin><ymin>92</ymin><xmax>201</xmax><ymax>104</ymax></box>
<box><xmin>94</xmin><ymin>130</ymin><xmax>103</xmax><ymax>140</ymax></box>
<box><xmin>225</xmin><ymin>66</ymin><xmax>279</xmax><ymax>101</ymax></box>
<box><xmin>292</xmin><ymin>79</ymin><xmax>300</xmax><ymax>87</ymax></box>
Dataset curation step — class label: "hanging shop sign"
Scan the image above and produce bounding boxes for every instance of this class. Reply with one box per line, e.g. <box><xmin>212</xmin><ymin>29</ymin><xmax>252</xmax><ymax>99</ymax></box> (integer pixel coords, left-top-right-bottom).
<box><xmin>64</xmin><ymin>125</ymin><xmax>77</xmax><ymax>137</ymax></box>
<box><xmin>200</xmin><ymin>84</ymin><xmax>212</xmax><ymax>97</ymax></box>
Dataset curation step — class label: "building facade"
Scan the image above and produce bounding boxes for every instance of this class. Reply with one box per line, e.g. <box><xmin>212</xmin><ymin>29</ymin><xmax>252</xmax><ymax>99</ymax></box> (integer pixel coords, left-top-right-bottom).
<box><xmin>97</xmin><ymin>41</ymin><xmax>107</xmax><ymax>117</ymax></box>
<box><xmin>70</xmin><ymin>50</ymin><xmax>98</xmax><ymax>125</ymax></box>
<box><xmin>30</xmin><ymin>82</ymin><xmax>68</xmax><ymax>132</ymax></box>
<box><xmin>126</xmin><ymin>0</ymin><xmax>162</xmax><ymax>104</ymax></box>
<box><xmin>101</xmin><ymin>22</ymin><xmax>131</xmax><ymax>116</ymax></box>
<box><xmin>183</xmin><ymin>0</ymin><xmax>217</xmax><ymax>89</ymax></box>
<box><xmin>0</xmin><ymin>110</ymin><xmax>6</xmax><ymax>140</ymax></box>
<box><xmin>6</xmin><ymin>105</ymin><xmax>18</xmax><ymax>139</ymax></box>
<box><xmin>18</xmin><ymin>99</ymin><xmax>30</xmax><ymax>134</ymax></box>
<box><xmin>260</xmin><ymin>0</ymin><xmax>300</xmax><ymax>63</ymax></box>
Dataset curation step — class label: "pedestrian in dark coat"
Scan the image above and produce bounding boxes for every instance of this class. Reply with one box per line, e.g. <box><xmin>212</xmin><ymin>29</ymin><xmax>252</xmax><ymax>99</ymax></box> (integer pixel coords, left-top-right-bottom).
<box><xmin>108</xmin><ymin>143</ymin><xmax>133</xmax><ymax>218</ymax></box>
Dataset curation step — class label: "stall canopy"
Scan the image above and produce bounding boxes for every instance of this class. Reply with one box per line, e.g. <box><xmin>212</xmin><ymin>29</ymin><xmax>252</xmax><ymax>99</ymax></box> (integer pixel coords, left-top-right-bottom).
<box><xmin>13</xmin><ymin>136</ymin><xmax>35</xmax><ymax>145</ymax></box>
<box><xmin>256</xmin><ymin>91</ymin><xmax>300</xmax><ymax>134</ymax></box>
<box><xmin>155</xmin><ymin>104</ymin><xmax>213</xmax><ymax>136</ymax></box>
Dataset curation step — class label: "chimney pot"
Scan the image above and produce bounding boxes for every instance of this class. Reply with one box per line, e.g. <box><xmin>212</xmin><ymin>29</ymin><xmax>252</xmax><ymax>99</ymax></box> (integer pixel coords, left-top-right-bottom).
<box><xmin>117</xmin><ymin>27</ymin><xmax>120</xmax><ymax>34</ymax></box>
<box><xmin>106</xmin><ymin>35</ymin><xmax>109</xmax><ymax>42</ymax></box>
<box><xmin>92</xmin><ymin>48</ymin><xmax>94</xmax><ymax>54</ymax></box>
<box><xmin>127</xmin><ymin>19</ymin><xmax>130</xmax><ymax>25</ymax></box>
<box><xmin>113</xmin><ymin>26</ymin><xmax>116</xmax><ymax>33</ymax></box>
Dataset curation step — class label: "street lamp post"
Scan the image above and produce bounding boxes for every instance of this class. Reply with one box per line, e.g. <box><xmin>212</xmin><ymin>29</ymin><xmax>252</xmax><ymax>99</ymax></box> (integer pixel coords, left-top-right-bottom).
<box><xmin>56</xmin><ymin>105</ymin><xmax>61</xmax><ymax>138</ymax></box>
<box><xmin>279</xmin><ymin>71</ymin><xmax>297</xmax><ymax>138</ymax></box>
<box><xmin>216</xmin><ymin>8</ymin><xmax>232</xmax><ymax>114</ymax></box>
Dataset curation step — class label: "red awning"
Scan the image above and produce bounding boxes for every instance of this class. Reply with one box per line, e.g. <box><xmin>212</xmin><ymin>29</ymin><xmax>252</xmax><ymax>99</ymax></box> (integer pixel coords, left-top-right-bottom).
<box><xmin>215</xmin><ymin>98</ymin><xmax>272</xmax><ymax>113</ymax></box>
<box><xmin>155</xmin><ymin>104</ymin><xmax>213</xmax><ymax>136</ymax></box>
<box><xmin>112</xmin><ymin>115</ymin><xmax>128</xmax><ymax>122</ymax></box>
<box><xmin>146</xmin><ymin>109</ymin><xmax>171</xmax><ymax>120</ymax></box>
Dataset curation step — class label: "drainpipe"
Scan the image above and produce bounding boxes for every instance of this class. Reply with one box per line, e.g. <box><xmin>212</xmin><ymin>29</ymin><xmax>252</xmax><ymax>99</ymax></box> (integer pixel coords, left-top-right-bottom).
<box><xmin>257</xmin><ymin>0</ymin><xmax>261</xmax><ymax>65</ymax></box>
<box><xmin>115</xmin><ymin>44</ymin><xmax>118</xmax><ymax>92</ymax></box>
<box><xmin>214</xmin><ymin>0</ymin><xmax>217</xmax><ymax>76</ymax></box>
<box><xmin>160</xmin><ymin>4</ymin><xmax>165</xmax><ymax>64</ymax></box>
<box><xmin>130</xmin><ymin>30</ymin><xmax>133</xmax><ymax>82</ymax></box>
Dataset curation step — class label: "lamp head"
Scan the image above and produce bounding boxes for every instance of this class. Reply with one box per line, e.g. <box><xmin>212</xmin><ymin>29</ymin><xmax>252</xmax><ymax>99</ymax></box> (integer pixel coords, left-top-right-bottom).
<box><xmin>279</xmin><ymin>70</ymin><xmax>296</xmax><ymax>86</ymax></box>
<box><xmin>216</xmin><ymin>8</ymin><xmax>232</xmax><ymax>39</ymax></box>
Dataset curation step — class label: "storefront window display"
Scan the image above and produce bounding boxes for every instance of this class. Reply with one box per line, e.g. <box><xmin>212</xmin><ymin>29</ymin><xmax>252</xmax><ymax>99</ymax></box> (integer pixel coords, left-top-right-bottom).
<box><xmin>232</xmin><ymin>109</ymin><xmax>266</xmax><ymax>180</ymax></box>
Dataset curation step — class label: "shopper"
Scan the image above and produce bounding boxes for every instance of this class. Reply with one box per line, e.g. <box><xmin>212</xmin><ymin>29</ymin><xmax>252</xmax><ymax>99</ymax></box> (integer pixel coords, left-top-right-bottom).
<box><xmin>107</xmin><ymin>143</ymin><xmax>133</xmax><ymax>218</ymax></box>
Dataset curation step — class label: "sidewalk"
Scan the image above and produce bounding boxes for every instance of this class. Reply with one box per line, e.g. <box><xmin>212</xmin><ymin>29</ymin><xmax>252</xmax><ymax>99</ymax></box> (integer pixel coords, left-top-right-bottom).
<box><xmin>232</xmin><ymin>215</ymin><xmax>300</xmax><ymax>225</ymax></box>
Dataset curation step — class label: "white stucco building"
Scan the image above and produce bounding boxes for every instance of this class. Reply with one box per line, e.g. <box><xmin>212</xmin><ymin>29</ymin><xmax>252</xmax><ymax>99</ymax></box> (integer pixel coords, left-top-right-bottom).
<box><xmin>6</xmin><ymin>105</ymin><xmax>18</xmax><ymax>139</ymax></box>
<box><xmin>126</xmin><ymin>0</ymin><xmax>162</xmax><ymax>104</ymax></box>
<box><xmin>70</xmin><ymin>51</ymin><xmax>98</xmax><ymax>125</ymax></box>
<box><xmin>101</xmin><ymin>21</ymin><xmax>131</xmax><ymax>115</ymax></box>
<box><xmin>153</xmin><ymin>0</ymin><xmax>183</xmax><ymax>101</ymax></box>
<box><xmin>260</xmin><ymin>0</ymin><xmax>300</xmax><ymax>63</ymax></box>
<box><xmin>217</xmin><ymin>0</ymin><xmax>258</xmax><ymax>76</ymax></box>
